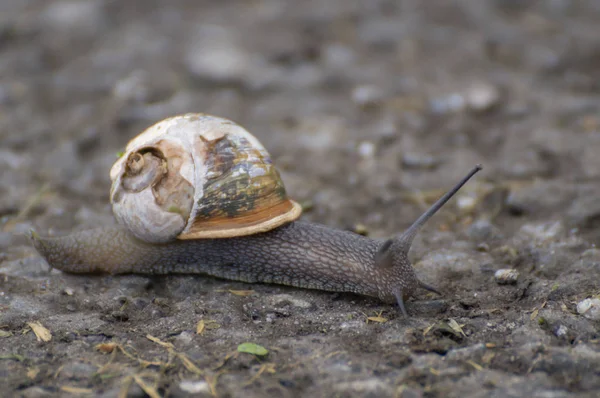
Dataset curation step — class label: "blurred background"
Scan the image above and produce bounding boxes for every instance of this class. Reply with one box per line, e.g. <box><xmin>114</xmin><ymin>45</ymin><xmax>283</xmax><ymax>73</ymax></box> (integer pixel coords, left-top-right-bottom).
<box><xmin>2</xmin><ymin>0</ymin><xmax>599</xmax><ymax>239</ymax></box>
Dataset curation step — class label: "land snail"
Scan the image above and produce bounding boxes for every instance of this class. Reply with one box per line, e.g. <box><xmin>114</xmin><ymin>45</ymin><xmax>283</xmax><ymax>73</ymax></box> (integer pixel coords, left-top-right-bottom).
<box><xmin>32</xmin><ymin>113</ymin><xmax>482</xmax><ymax>316</ymax></box>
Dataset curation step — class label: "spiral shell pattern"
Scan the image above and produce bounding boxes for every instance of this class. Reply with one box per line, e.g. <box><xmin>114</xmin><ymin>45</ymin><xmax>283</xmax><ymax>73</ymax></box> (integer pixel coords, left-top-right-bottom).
<box><xmin>109</xmin><ymin>113</ymin><xmax>301</xmax><ymax>243</ymax></box>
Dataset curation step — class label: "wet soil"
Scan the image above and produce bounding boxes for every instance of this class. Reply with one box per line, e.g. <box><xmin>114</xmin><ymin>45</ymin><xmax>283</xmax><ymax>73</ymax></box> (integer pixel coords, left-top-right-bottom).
<box><xmin>1</xmin><ymin>1</ymin><xmax>600</xmax><ymax>397</ymax></box>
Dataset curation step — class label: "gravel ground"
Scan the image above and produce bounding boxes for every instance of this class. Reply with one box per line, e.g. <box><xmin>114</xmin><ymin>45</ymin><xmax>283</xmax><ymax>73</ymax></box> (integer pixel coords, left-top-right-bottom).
<box><xmin>1</xmin><ymin>1</ymin><xmax>600</xmax><ymax>397</ymax></box>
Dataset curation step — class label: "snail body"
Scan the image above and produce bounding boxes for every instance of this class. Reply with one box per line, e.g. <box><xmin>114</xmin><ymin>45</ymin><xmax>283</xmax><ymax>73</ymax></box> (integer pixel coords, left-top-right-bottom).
<box><xmin>32</xmin><ymin>113</ymin><xmax>482</xmax><ymax>316</ymax></box>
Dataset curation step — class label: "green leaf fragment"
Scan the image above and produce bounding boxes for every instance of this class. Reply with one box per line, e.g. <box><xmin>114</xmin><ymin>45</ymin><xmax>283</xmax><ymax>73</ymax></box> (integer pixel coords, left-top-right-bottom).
<box><xmin>237</xmin><ymin>342</ymin><xmax>268</xmax><ymax>356</ymax></box>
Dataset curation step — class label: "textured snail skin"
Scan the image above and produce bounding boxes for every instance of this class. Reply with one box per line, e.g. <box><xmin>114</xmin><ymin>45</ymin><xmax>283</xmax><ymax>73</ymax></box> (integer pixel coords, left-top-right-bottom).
<box><xmin>32</xmin><ymin>165</ymin><xmax>481</xmax><ymax>315</ymax></box>
<box><xmin>32</xmin><ymin>221</ymin><xmax>420</xmax><ymax>304</ymax></box>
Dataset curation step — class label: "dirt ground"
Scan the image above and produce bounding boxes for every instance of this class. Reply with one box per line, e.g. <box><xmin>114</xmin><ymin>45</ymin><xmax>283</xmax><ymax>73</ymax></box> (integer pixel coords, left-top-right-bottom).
<box><xmin>1</xmin><ymin>0</ymin><xmax>600</xmax><ymax>397</ymax></box>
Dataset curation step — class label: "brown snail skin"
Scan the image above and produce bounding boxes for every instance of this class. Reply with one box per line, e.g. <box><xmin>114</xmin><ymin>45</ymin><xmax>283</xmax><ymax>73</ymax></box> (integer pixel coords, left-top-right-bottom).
<box><xmin>31</xmin><ymin>114</ymin><xmax>482</xmax><ymax>316</ymax></box>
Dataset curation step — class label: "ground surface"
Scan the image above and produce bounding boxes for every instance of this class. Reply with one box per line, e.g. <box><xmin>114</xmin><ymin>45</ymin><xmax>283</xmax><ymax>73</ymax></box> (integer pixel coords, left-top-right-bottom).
<box><xmin>1</xmin><ymin>1</ymin><xmax>600</xmax><ymax>397</ymax></box>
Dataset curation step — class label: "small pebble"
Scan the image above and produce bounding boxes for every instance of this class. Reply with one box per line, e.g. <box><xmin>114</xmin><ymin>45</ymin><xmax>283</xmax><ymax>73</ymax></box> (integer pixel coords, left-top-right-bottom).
<box><xmin>401</xmin><ymin>153</ymin><xmax>439</xmax><ymax>169</ymax></box>
<box><xmin>179</xmin><ymin>380</ymin><xmax>210</xmax><ymax>394</ymax></box>
<box><xmin>445</xmin><ymin>343</ymin><xmax>487</xmax><ymax>361</ymax></box>
<box><xmin>322</xmin><ymin>43</ymin><xmax>356</xmax><ymax>68</ymax></box>
<box><xmin>267</xmin><ymin>294</ymin><xmax>312</xmax><ymax>309</ymax></box>
<box><xmin>112</xmin><ymin>70</ymin><xmax>151</xmax><ymax>103</ymax></box>
<box><xmin>184</xmin><ymin>26</ymin><xmax>252</xmax><ymax>83</ymax></box>
<box><xmin>351</xmin><ymin>85</ymin><xmax>384</xmax><ymax>107</ymax></box>
<box><xmin>457</xmin><ymin>195</ymin><xmax>477</xmax><ymax>212</ymax></box>
<box><xmin>357</xmin><ymin>141</ymin><xmax>376</xmax><ymax>159</ymax></box>
<box><xmin>465</xmin><ymin>82</ymin><xmax>500</xmax><ymax>112</ymax></box>
<box><xmin>334</xmin><ymin>379</ymin><xmax>392</xmax><ymax>396</ymax></box>
<box><xmin>567</xmin><ymin>195</ymin><xmax>600</xmax><ymax>229</ymax></box>
<box><xmin>517</xmin><ymin>221</ymin><xmax>563</xmax><ymax>242</ymax></box>
<box><xmin>19</xmin><ymin>387</ymin><xmax>53</xmax><ymax>398</ymax></box>
<box><xmin>60</xmin><ymin>361</ymin><xmax>97</xmax><ymax>379</ymax></box>
<box><xmin>577</xmin><ymin>298</ymin><xmax>600</xmax><ymax>320</ymax></box>
<box><xmin>174</xmin><ymin>331</ymin><xmax>193</xmax><ymax>345</ymax></box>
<box><xmin>266</xmin><ymin>313</ymin><xmax>277</xmax><ymax>323</ymax></box>
<box><xmin>0</xmin><ymin>149</ymin><xmax>29</xmax><ymax>169</ymax></box>
<box><xmin>339</xmin><ymin>320</ymin><xmax>365</xmax><ymax>330</ymax></box>
<box><xmin>110</xmin><ymin>311</ymin><xmax>129</xmax><ymax>322</ymax></box>
<box><xmin>554</xmin><ymin>325</ymin><xmax>568</xmax><ymax>337</ymax></box>
<box><xmin>430</xmin><ymin>93</ymin><xmax>466</xmax><ymax>114</ymax></box>
<box><xmin>494</xmin><ymin>269</ymin><xmax>519</xmax><ymax>285</ymax></box>
<box><xmin>42</xmin><ymin>0</ymin><xmax>106</xmax><ymax>34</ymax></box>
<box><xmin>409</xmin><ymin>299</ymin><xmax>449</xmax><ymax>315</ymax></box>
<box><xmin>468</xmin><ymin>219</ymin><xmax>502</xmax><ymax>241</ymax></box>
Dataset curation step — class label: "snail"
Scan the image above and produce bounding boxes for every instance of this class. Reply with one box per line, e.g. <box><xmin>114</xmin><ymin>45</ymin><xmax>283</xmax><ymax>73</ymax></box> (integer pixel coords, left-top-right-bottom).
<box><xmin>32</xmin><ymin>113</ymin><xmax>482</xmax><ymax>316</ymax></box>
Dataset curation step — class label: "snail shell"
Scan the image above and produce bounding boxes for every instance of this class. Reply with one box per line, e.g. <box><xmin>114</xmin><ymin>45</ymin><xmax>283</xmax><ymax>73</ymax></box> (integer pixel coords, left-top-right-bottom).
<box><xmin>109</xmin><ymin>113</ymin><xmax>302</xmax><ymax>243</ymax></box>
